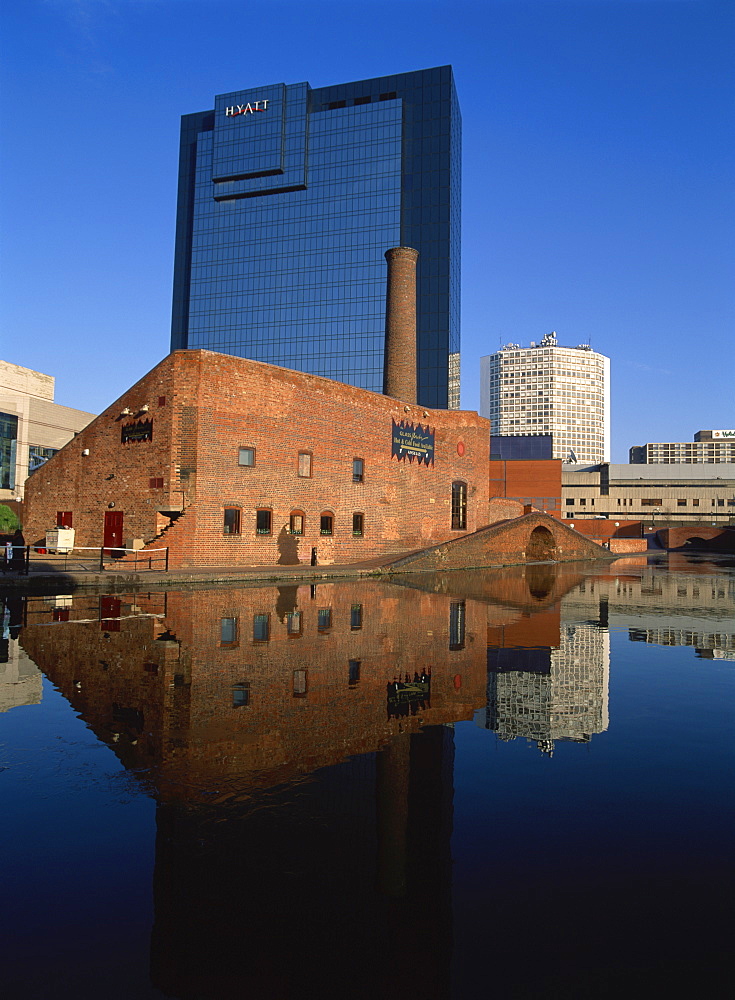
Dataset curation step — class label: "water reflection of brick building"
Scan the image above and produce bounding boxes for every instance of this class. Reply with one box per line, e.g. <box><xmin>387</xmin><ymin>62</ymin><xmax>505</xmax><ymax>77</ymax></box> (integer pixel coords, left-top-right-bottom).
<box><xmin>20</xmin><ymin>582</ymin><xmax>486</xmax><ymax>798</ymax></box>
<box><xmin>19</xmin><ymin>583</ymin><xmax>481</xmax><ymax>999</ymax></box>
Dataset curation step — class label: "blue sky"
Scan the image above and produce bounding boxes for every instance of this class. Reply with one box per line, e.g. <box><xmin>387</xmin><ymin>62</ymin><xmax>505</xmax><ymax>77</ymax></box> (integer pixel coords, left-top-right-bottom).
<box><xmin>1</xmin><ymin>0</ymin><xmax>732</xmax><ymax>461</ymax></box>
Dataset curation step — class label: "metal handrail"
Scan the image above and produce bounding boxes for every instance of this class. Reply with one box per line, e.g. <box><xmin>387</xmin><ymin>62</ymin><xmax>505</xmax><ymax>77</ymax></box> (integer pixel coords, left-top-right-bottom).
<box><xmin>15</xmin><ymin>545</ymin><xmax>170</xmax><ymax>575</ymax></box>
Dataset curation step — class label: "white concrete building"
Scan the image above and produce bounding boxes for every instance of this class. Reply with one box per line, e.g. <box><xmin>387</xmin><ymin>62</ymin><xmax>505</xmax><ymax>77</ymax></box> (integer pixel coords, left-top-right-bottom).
<box><xmin>480</xmin><ymin>332</ymin><xmax>610</xmax><ymax>464</ymax></box>
<box><xmin>0</xmin><ymin>361</ymin><xmax>95</xmax><ymax>501</ymax></box>
<box><xmin>630</xmin><ymin>430</ymin><xmax>735</xmax><ymax>464</ymax></box>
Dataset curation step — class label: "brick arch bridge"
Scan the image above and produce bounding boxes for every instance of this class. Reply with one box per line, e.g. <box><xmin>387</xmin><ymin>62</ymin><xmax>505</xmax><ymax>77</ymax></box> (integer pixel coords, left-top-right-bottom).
<box><xmin>385</xmin><ymin>512</ymin><xmax>609</xmax><ymax>574</ymax></box>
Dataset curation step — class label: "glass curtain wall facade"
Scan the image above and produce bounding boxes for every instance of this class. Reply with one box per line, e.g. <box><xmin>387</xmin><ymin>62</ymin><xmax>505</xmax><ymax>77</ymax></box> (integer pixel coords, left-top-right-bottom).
<box><xmin>171</xmin><ymin>67</ymin><xmax>461</xmax><ymax>409</ymax></box>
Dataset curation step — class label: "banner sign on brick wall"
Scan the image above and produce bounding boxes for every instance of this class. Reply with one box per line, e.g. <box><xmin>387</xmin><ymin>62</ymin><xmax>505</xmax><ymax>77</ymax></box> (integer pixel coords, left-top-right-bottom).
<box><xmin>391</xmin><ymin>420</ymin><xmax>434</xmax><ymax>465</ymax></box>
<box><xmin>121</xmin><ymin>419</ymin><xmax>153</xmax><ymax>444</ymax></box>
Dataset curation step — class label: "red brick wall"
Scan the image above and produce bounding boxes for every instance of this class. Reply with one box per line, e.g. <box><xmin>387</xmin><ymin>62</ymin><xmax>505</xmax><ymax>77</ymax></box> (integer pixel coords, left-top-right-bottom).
<box><xmin>23</xmin><ymin>363</ymin><xmax>177</xmax><ymax>549</ymax></box>
<box><xmin>488</xmin><ymin>460</ymin><xmax>562</xmax><ymax>514</ymax></box>
<box><xmin>24</xmin><ymin>350</ymin><xmax>491</xmax><ymax>568</ymax></box>
<box><xmin>568</xmin><ymin>519</ymin><xmax>642</xmax><ymax>540</ymax></box>
<box><xmin>658</xmin><ymin>526</ymin><xmax>735</xmax><ymax>552</ymax></box>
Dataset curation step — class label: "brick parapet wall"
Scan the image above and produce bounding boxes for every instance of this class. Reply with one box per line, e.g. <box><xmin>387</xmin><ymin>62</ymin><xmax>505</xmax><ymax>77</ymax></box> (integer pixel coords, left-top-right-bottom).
<box><xmin>387</xmin><ymin>512</ymin><xmax>608</xmax><ymax>572</ymax></box>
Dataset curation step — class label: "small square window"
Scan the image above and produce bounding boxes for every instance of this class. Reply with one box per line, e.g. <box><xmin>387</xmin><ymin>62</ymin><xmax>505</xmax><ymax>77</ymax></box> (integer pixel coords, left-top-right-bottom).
<box><xmin>232</xmin><ymin>682</ymin><xmax>250</xmax><ymax>708</ymax></box>
<box><xmin>256</xmin><ymin>509</ymin><xmax>272</xmax><ymax>535</ymax></box>
<box><xmin>56</xmin><ymin>511</ymin><xmax>73</xmax><ymax>527</ymax></box>
<box><xmin>149</xmin><ymin>477</ymin><xmax>164</xmax><ymax>489</ymax></box>
<box><xmin>239</xmin><ymin>447</ymin><xmax>255</xmax><ymax>467</ymax></box>
<box><xmin>224</xmin><ymin>508</ymin><xmax>241</xmax><ymax>535</ymax></box>
<box><xmin>253</xmin><ymin>614</ymin><xmax>270</xmax><ymax>642</ymax></box>
<box><xmin>352</xmin><ymin>512</ymin><xmax>364</xmax><ymax>537</ymax></box>
<box><xmin>353</xmin><ymin>458</ymin><xmax>364</xmax><ymax>483</ymax></box>
<box><xmin>298</xmin><ymin>452</ymin><xmax>312</xmax><ymax>477</ymax></box>
<box><xmin>677</xmin><ymin>499</ymin><xmax>687</xmax><ymax>507</ymax></box>
<box><xmin>565</xmin><ymin>498</ymin><xmax>574</xmax><ymax>506</ymax></box>
<box><xmin>320</xmin><ymin>513</ymin><xmax>333</xmax><ymax>536</ymax></box>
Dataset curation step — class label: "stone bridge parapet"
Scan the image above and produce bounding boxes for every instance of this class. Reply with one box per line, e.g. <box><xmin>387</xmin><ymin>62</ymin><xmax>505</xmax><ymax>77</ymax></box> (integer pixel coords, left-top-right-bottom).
<box><xmin>384</xmin><ymin>512</ymin><xmax>609</xmax><ymax>573</ymax></box>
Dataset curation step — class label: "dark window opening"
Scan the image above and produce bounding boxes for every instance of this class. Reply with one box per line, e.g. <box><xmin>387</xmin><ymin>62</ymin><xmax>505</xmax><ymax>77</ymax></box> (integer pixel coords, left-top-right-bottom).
<box><xmin>318</xmin><ymin>608</ymin><xmax>332</xmax><ymax>632</ymax></box>
<box><xmin>352</xmin><ymin>512</ymin><xmax>364</xmax><ymax>537</ymax></box>
<box><xmin>379</xmin><ymin>92</ymin><xmax>397</xmax><ymax>101</ymax></box>
<box><xmin>220</xmin><ymin>617</ymin><xmax>238</xmax><ymax>645</ymax></box>
<box><xmin>232</xmin><ymin>682</ymin><xmax>250</xmax><ymax>707</ymax></box>
<box><xmin>353</xmin><ymin>95</ymin><xmax>371</xmax><ymax>105</ymax></box>
<box><xmin>224</xmin><ymin>507</ymin><xmax>241</xmax><ymax>535</ymax></box>
<box><xmin>57</xmin><ymin>511</ymin><xmax>73</xmax><ymax>528</ymax></box>
<box><xmin>253</xmin><ymin>614</ymin><xmax>270</xmax><ymax>642</ymax></box>
<box><xmin>348</xmin><ymin>660</ymin><xmax>361</xmax><ymax>686</ymax></box>
<box><xmin>353</xmin><ymin>457</ymin><xmax>364</xmax><ymax>483</ymax></box>
<box><xmin>451</xmin><ymin>481</ymin><xmax>467</xmax><ymax>530</ymax></box>
<box><xmin>327</xmin><ymin>100</ymin><xmax>346</xmax><ymax>110</ymax></box>
<box><xmin>350</xmin><ymin>604</ymin><xmax>363</xmax><ymax>630</ymax></box>
<box><xmin>320</xmin><ymin>513</ymin><xmax>333</xmax><ymax>536</ymax></box>
<box><xmin>149</xmin><ymin>477</ymin><xmax>164</xmax><ymax>489</ymax></box>
<box><xmin>256</xmin><ymin>509</ymin><xmax>272</xmax><ymax>535</ymax></box>
<box><xmin>449</xmin><ymin>601</ymin><xmax>466</xmax><ymax>651</ymax></box>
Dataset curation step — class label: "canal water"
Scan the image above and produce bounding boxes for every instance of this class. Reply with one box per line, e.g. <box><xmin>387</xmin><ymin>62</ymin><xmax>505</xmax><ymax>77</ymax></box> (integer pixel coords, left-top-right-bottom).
<box><xmin>1</xmin><ymin>554</ymin><xmax>733</xmax><ymax>999</ymax></box>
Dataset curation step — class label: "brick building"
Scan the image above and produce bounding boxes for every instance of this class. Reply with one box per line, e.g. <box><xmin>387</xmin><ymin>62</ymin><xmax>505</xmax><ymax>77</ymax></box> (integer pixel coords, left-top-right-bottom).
<box><xmin>23</xmin><ymin>348</ymin><xmax>490</xmax><ymax>568</ymax></box>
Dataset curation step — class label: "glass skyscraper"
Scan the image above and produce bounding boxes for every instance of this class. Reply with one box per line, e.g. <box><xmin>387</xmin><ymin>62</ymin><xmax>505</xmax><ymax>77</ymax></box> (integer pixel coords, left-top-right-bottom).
<box><xmin>171</xmin><ymin>66</ymin><xmax>461</xmax><ymax>409</ymax></box>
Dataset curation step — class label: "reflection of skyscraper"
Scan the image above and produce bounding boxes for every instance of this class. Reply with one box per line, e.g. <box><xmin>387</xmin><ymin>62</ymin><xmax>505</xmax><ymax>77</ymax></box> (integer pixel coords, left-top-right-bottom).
<box><xmin>477</xmin><ymin>622</ymin><xmax>610</xmax><ymax>753</ymax></box>
<box><xmin>152</xmin><ymin>726</ymin><xmax>455</xmax><ymax>999</ymax></box>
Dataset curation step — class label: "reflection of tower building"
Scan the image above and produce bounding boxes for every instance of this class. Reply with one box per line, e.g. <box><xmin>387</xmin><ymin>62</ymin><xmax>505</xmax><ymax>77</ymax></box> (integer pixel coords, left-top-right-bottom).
<box><xmin>477</xmin><ymin>622</ymin><xmax>610</xmax><ymax>754</ymax></box>
<box><xmin>152</xmin><ymin>726</ymin><xmax>455</xmax><ymax>999</ymax></box>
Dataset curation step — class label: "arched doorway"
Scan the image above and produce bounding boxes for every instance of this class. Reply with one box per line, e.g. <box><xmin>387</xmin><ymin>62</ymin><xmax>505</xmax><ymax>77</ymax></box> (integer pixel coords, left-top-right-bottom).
<box><xmin>526</xmin><ymin>525</ymin><xmax>555</xmax><ymax>561</ymax></box>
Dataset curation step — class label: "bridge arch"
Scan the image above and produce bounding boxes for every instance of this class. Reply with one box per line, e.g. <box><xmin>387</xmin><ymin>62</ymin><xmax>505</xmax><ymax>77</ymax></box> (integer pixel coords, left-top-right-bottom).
<box><xmin>526</xmin><ymin>525</ymin><xmax>556</xmax><ymax>561</ymax></box>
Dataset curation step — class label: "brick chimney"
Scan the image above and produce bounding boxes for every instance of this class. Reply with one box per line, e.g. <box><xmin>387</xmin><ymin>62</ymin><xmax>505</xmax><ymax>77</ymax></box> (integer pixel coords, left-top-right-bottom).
<box><xmin>383</xmin><ymin>247</ymin><xmax>419</xmax><ymax>404</ymax></box>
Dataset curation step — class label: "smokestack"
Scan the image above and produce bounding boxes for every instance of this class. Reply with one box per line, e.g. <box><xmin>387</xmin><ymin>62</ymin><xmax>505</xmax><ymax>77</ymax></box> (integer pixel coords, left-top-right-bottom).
<box><xmin>383</xmin><ymin>246</ymin><xmax>419</xmax><ymax>404</ymax></box>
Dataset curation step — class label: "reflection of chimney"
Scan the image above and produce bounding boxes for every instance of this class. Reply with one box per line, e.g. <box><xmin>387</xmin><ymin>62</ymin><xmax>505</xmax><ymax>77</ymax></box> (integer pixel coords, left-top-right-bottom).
<box><xmin>383</xmin><ymin>247</ymin><xmax>419</xmax><ymax>404</ymax></box>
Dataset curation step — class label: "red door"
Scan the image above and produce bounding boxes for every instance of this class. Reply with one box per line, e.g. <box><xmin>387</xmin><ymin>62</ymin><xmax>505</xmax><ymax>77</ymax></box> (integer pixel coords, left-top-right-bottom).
<box><xmin>103</xmin><ymin>511</ymin><xmax>124</xmax><ymax>551</ymax></box>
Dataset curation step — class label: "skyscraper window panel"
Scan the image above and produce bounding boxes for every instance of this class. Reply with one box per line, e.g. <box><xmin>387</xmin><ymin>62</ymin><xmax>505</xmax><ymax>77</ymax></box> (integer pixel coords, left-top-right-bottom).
<box><xmin>171</xmin><ymin>68</ymin><xmax>460</xmax><ymax>408</ymax></box>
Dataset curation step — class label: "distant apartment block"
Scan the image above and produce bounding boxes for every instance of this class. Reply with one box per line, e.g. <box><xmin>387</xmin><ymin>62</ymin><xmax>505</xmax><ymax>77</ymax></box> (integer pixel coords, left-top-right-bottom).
<box><xmin>480</xmin><ymin>332</ymin><xmax>610</xmax><ymax>464</ymax></box>
<box><xmin>630</xmin><ymin>430</ymin><xmax>735</xmax><ymax>464</ymax></box>
<box><xmin>0</xmin><ymin>361</ymin><xmax>96</xmax><ymax>501</ymax></box>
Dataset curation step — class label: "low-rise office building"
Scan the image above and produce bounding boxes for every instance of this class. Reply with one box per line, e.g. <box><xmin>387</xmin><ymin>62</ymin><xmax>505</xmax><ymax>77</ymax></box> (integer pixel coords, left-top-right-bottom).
<box><xmin>630</xmin><ymin>430</ymin><xmax>735</xmax><ymax>464</ymax></box>
<box><xmin>562</xmin><ymin>463</ymin><xmax>735</xmax><ymax>525</ymax></box>
<box><xmin>1</xmin><ymin>360</ymin><xmax>95</xmax><ymax>501</ymax></box>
